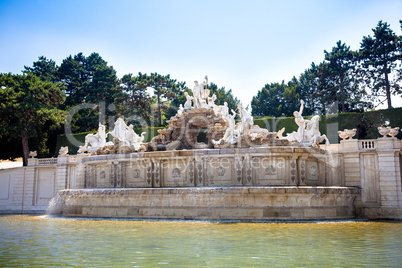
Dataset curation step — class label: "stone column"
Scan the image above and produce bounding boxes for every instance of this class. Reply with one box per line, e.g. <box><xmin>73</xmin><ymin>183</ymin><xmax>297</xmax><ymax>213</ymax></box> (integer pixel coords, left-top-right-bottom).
<box><xmin>340</xmin><ymin>139</ymin><xmax>361</xmax><ymax>187</ymax></box>
<box><xmin>55</xmin><ymin>155</ymin><xmax>69</xmax><ymax>191</ymax></box>
<box><xmin>74</xmin><ymin>154</ymin><xmax>90</xmax><ymax>189</ymax></box>
<box><xmin>375</xmin><ymin>137</ymin><xmax>401</xmax><ymax>219</ymax></box>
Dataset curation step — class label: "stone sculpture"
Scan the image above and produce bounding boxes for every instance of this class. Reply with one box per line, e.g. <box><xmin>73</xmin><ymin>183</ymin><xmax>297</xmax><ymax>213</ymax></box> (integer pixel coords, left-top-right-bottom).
<box><xmin>184</xmin><ymin>92</ymin><xmax>193</xmax><ymax>110</ymax></box>
<box><xmin>177</xmin><ymin>104</ymin><xmax>184</xmax><ymax>117</ymax></box>
<box><xmin>286</xmin><ymin>101</ymin><xmax>329</xmax><ymax>147</ymax></box>
<box><xmin>78</xmin><ymin>118</ymin><xmax>147</xmax><ymax>155</ymax></box>
<box><xmin>207</xmin><ymin>94</ymin><xmax>217</xmax><ymax>106</ymax></box>
<box><xmin>78</xmin><ymin>123</ymin><xmax>107</xmax><ymax>154</ymax></box>
<box><xmin>29</xmin><ymin>151</ymin><xmax>37</xmax><ymax>158</ymax></box>
<box><xmin>192</xmin><ymin>75</ymin><xmax>209</xmax><ymax>109</ymax></box>
<box><xmin>59</xmin><ymin>146</ymin><xmax>69</xmax><ymax>156</ymax></box>
<box><xmin>213</xmin><ymin>109</ymin><xmax>239</xmax><ymax>145</ymax></box>
<box><xmin>78</xmin><ymin>76</ymin><xmax>311</xmax><ymax>153</ymax></box>
<box><xmin>378</xmin><ymin>126</ymin><xmax>400</xmax><ymax>138</ymax></box>
<box><xmin>388</xmin><ymin>127</ymin><xmax>400</xmax><ymax>138</ymax></box>
<box><xmin>291</xmin><ymin>100</ymin><xmax>309</xmax><ymax>143</ymax></box>
<box><xmin>126</xmin><ymin>124</ymin><xmax>146</xmax><ymax>151</ymax></box>
<box><xmin>236</xmin><ymin>103</ymin><xmax>254</xmax><ymax>136</ymax></box>
<box><xmin>109</xmin><ymin>118</ymin><xmax>128</xmax><ymax>145</ymax></box>
<box><xmin>108</xmin><ymin>118</ymin><xmax>146</xmax><ymax>151</ymax></box>
<box><xmin>304</xmin><ymin>115</ymin><xmax>330</xmax><ymax>147</ymax></box>
<box><xmin>338</xmin><ymin>129</ymin><xmax>356</xmax><ymax>140</ymax></box>
<box><xmin>220</xmin><ymin>102</ymin><xmax>229</xmax><ymax>118</ymax></box>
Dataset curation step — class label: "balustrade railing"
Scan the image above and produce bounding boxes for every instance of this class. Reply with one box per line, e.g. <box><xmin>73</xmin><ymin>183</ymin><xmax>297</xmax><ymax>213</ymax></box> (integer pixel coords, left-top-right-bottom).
<box><xmin>37</xmin><ymin>158</ymin><xmax>58</xmax><ymax>165</ymax></box>
<box><xmin>359</xmin><ymin>140</ymin><xmax>376</xmax><ymax>150</ymax></box>
<box><xmin>69</xmin><ymin>156</ymin><xmax>78</xmax><ymax>163</ymax></box>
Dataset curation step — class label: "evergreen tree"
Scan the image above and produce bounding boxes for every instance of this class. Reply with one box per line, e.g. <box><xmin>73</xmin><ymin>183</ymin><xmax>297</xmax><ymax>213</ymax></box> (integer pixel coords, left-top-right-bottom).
<box><xmin>148</xmin><ymin>73</ymin><xmax>181</xmax><ymax>126</ymax></box>
<box><xmin>115</xmin><ymin>72</ymin><xmax>154</xmax><ymax>125</ymax></box>
<box><xmin>360</xmin><ymin>21</ymin><xmax>401</xmax><ymax>108</ymax></box>
<box><xmin>0</xmin><ymin>73</ymin><xmax>65</xmax><ymax>165</ymax></box>
<box><xmin>57</xmin><ymin>52</ymin><xmax>119</xmax><ymax>132</ymax></box>
<box><xmin>24</xmin><ymin>56</ymin><xmax>59</xmax><ymax>82</ymax></box>
<box><xmin>325</xmin><ymin>41</ymin><xmax>370</xmax><ymax>112</ymax></box>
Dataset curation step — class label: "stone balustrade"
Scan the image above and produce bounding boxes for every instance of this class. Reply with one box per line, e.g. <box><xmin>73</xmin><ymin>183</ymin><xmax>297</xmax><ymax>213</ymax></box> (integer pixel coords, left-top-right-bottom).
<box><xmin>359</xmin><ymin>139</ymin><xmax>377</xmax><ymax>150</ymax></box>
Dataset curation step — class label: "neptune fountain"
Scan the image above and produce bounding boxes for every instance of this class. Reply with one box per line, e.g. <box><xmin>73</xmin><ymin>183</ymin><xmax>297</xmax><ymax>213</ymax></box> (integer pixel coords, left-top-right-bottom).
<box><xmin>48</xmin><ymin>76</ymin><xmax>361</xmax><ymax>221</ymax></box>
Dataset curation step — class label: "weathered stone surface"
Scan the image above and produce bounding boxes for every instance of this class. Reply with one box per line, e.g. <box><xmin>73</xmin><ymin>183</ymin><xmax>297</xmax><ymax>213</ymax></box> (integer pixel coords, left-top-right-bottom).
<box><xmin>166</xmin><ymin>141</ymin><xmax>182</xmax><ymax>151</ymax></box>
<box><xmin>51</xmin><ymin>187</ymin><xmax>361</xmax><ymax>221</ymax></box>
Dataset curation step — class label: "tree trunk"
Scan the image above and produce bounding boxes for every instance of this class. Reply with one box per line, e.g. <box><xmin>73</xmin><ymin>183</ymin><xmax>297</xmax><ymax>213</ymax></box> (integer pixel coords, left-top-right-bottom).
<box><xmin>384</xmin><ymin>70</ymin><xmax>392</xmax><ymax>108</ymax></box>
<box><xmin>21</xmin><ymin>128</ymin><xmax>29</xmax><ymax>166</ymax></box>
<box><xmin>340</xmin><ymin>76</ymin><xmax>345</xmax><ymax>112</ymax></box>
<box><xmin>157</xmin><ymin>93</ymin><xmax>161</xmax><ymax>126</ymax></box>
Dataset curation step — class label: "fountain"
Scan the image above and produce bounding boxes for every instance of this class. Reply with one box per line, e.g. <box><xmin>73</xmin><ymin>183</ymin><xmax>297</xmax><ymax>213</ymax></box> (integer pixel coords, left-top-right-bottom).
<box><xmin>47</xmin><ymin>76</ymin><xmax>361</xmax><ymax>220</ymax></box>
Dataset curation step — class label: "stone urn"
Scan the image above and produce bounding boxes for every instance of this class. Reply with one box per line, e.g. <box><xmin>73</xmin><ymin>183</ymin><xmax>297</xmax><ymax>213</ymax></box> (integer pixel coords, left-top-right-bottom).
<box><xmin>338</xmin><ymin>130</ymin><xmax>348</xmax><ymax>140</ymax></box>
<box><xmin>378</xmin><ymin>126</ymin><xmax>390</xmax><ymax>138</ymax></box>
<box><xmin>344</xmin><ymin>128</ymin><xmax>356</xmax><ymax>139</ymax></box>
<box><xmin>388</xmin><ymin>127</ymin><xmax>400</xmax><ymax>138</ymax></box>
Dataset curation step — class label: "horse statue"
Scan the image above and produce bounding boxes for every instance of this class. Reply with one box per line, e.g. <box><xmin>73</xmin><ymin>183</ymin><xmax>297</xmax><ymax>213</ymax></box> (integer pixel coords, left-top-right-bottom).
<box><xmin>303</xmin><ymin>115</ymin><xmax>330</xmax><ymax>148</ymax></box>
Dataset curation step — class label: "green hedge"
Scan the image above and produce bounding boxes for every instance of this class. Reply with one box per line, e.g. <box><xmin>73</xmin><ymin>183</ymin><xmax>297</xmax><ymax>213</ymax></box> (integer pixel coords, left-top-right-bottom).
<box><xmin>254</xmin><ymin>107</ymin><xmax>402</xmax><ymax>143</ymax></box>
<box><xmin>55</xmin><ymin>127</ymin><xmax>165</xmax><ymax>155</ymax></box>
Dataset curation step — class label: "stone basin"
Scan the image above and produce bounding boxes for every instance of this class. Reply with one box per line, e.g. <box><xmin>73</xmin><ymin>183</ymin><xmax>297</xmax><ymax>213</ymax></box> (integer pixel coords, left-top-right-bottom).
<box><xmin>48</xmin><ymin>186</ymin><xmax>361</xmax><ymax>221</ymax></box>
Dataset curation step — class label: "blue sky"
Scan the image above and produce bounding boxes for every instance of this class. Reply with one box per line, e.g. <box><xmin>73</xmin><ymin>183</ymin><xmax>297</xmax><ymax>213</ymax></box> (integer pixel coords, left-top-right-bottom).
<box><xmin>0</xmin><ymin>0</ymin><xmax>401</xmax><ymax>109</ymax></box>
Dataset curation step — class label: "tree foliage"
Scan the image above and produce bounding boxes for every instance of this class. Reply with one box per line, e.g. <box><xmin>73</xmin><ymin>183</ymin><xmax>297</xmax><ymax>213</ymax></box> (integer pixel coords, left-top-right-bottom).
<box><xmin>0</xmin><ymin>73</ymin><xmax>65</xmax><ymax>165</ymax></box>
<box><xmin>359</xmin><ymin>21</ymin><xmax>401</xmax><ymax>108</ymax></box>
<box><xmin>114</xmin><ymin>72</ymin><xmax>154</xmax><ymax>126</ymax></box>
<box><xmin>252</xmin><ymin>20</ymin><xmax>400</xmax><ymax>117</ymax></box>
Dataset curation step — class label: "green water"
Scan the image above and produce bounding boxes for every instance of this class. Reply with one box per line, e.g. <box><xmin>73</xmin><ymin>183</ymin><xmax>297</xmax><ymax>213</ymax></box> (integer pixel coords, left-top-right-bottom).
<box><xmin>0</xmin><ymin>215</ymin><xmax>401</xmax><ymax>267</ymax></box>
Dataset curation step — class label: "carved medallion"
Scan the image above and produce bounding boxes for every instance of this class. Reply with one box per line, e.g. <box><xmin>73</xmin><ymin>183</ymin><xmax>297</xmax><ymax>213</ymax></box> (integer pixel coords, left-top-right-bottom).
<box><xmin>217</xmin><ymin>166</ymin><xmax>225</xmax><ymax>176</ymax></box>
<box><xmin>310</xmin><ymin>165</ymin><xmax>317</xmax><ymax>176</ymax></box>
<box><xmin>265</xmin><ymin>165</ymin><xmax>276</xmax><ymax>175</ymax></box>
<box><xmin>133</xmin><ymin>169</ymin><xmax>140</xmax><ymax>178</ymax></box>
<box><xmin>100</xmin><ymin>170</ymin><xmax>106</xmax><ymax>181</ymax></box>
<box><xmin>172</xmin><ymin>168</ymin><xmax>181</xmax><ymax>178</ymax></box>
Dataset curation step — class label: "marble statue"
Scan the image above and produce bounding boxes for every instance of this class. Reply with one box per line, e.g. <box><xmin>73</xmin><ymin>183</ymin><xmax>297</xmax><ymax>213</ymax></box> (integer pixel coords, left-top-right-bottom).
<box><xmin>184</xmin><ymin>92</ymin><xmax>193</xmax><ymax>110</ymax></box>
<box><xmin>78</xmin><ymin>123</ymin><xmax>107</xmax><ymax>153</ymax></box>
<box><xmin>109</xmin><ymin>118</ymin><xmax>146</xmax><ymax>151</ymax></box>
<box><xmin>219</xmin><ymin>102</ymin><xmax>229</xmax><ymax>118</ymax></box>
<box><xmin>177</xmin><ymin>104</ymin><xmax>184</xmax><ymax>117</ymax></box>
<box><xmin>276</xmin><ymin>127</ymin><xmax>285</xmax><ymax>139</ymax></box>
<box><xmin>207</xmin><ymin>94</ymin><xmax>217</xmax><ymax>107</ymax></box>
<box><xmin>213</xmin><ymin>109</ymin><xmax>239</xmax><ymax>145</ymax></box>
<box><xmin>293</xmin><ymin>100</ymin><xmax>309</xmax><ymax>143</ymax></box>
<box><xmin>285</xmin><ymin>101</ymin><xmax>329</xmax><ymax>147</ymax></box>
<box><xmin>109</xmin><ymin>118</ymin><xmax>128</xmax><ymax>145</ymax></box>
<box><xmin>192</xmin><ymin>75</ymin><xmax>209</xmax><ymax>109</ymax></box>
<box><xmin>286</xmin><ymin>100</ymin><xmax>309</xmax><ymax>143</ymax></box>
<box><xmin>304</xmin><ymin>115</ymin><xmax>330</xmax><ymax>147</ymax></box>
<box><xmin>126</xmin><ymin>124</ymin><xmax>146</xmax><ymax>151</ymax></box>
<box><xmin>236</xmin><ymin>103</ymin><xmax>254</xmax><ymax>136</ymax></box>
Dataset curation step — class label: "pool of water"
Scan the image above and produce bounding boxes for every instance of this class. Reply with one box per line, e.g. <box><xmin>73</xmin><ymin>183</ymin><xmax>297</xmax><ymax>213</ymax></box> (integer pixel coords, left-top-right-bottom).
<box><xmin>0</xmin><ymin>215</ymin><xmax>401</xmax><ymax>267</ymax></box>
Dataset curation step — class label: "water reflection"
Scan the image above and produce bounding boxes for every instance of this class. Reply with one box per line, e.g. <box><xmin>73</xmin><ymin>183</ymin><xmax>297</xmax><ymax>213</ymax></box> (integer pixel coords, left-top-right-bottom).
<box><xmin>0</xmin><ymin>215</ymin><xmax>401</xmax><ymax>267</ymax></box>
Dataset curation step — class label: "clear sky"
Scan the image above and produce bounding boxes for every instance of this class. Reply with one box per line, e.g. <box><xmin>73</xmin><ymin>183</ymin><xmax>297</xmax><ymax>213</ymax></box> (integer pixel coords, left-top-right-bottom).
<box><xmin>0</xmin><ymin>0</ymin><xmax>401</xmax><ymax>109</ymax></box>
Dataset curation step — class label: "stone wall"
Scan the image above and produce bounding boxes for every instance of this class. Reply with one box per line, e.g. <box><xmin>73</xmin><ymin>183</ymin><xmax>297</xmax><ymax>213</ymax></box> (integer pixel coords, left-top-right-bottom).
<box><xmin>80</xmin><ymin>147</ymin><xmax>333</xmax><ymax>188</ymax></box>
<box><xmin>322</xmin><ymin>137</ymin><xmax>402</xmax><ymax>219</ymax></box>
